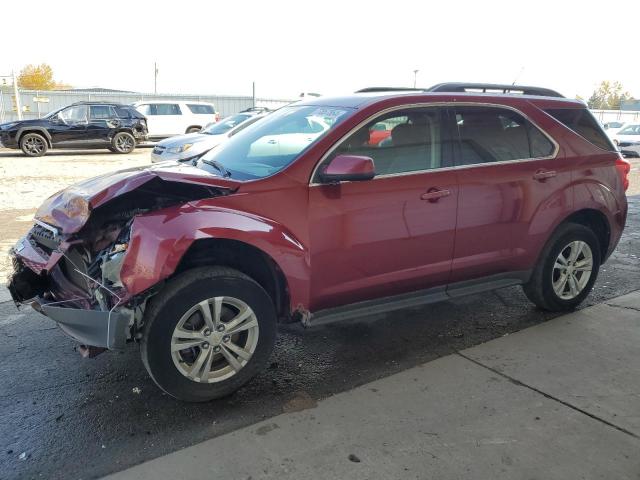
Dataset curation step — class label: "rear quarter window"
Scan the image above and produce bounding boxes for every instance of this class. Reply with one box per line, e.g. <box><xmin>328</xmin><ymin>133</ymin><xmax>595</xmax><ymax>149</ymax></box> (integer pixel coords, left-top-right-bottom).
<box><xmin>545</xmin><ymin>108</ymin><xmax>616</xmax><ymax>151</ymax></box>
<box><xmin>187</xmin><ymin>104</ymin><xmax>215</xmax><ymax>114</ymax></box>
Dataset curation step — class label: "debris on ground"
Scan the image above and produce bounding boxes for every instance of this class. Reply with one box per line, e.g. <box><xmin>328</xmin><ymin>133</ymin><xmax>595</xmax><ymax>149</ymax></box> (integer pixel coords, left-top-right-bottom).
<box><xmin>132</xmin><ymin>387</ymin><xmax>142</xmax><ymax>395</ymax></box>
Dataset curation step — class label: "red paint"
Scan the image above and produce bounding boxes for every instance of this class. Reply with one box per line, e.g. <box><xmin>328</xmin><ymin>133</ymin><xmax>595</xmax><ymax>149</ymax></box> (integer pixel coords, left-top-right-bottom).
<box><xmin>16</xmin><ymin>92</ymin><xmax>628</xmax><ymax>316</ymax></box>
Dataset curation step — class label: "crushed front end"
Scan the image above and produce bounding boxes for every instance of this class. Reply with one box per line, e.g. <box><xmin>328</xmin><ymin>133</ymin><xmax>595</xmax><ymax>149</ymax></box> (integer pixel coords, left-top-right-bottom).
<box><xmin>9</xmin><ymin>217</ymin><xmax>140</xmax><ymax>353</ymax></box>
<box><xmin>7</xmin><ymin>163</ymin><xmax>237</xmax><ymax>356</ymax></box>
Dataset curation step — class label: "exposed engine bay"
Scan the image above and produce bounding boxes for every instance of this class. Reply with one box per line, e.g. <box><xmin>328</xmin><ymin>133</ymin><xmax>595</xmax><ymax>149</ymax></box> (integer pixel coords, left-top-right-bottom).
<box><xmin>9</xmin><ymin>172</ymin><xmax>234</xmax><ymax>355</ymax></box>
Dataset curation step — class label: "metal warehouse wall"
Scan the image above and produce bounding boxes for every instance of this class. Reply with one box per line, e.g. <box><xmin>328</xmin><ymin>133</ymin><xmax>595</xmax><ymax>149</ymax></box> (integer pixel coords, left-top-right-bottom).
<box><xmin>0</xmin><ymin>88</ymin><xmax>295</xmax><ymax>123</ymax></box>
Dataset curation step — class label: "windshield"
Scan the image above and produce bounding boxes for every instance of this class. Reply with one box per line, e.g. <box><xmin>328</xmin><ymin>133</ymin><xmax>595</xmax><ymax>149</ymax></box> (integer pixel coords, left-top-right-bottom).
<box><xmin>203</xmin><ymin>114</ymin><xmax>252</xmax><ymax>135</ymax></box>
<box><xmin>196</xmin><ymin>105</ymin><xmax>352</xmax><ymax>180</ymax></box>
<box><xmin>618</xmin><ymin>124</ymin><xmax>640</xmax><ymax>135</ymax></box>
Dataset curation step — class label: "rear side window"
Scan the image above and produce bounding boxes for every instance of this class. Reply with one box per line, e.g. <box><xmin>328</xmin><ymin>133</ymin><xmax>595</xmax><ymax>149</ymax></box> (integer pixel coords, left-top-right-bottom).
<box><xmin>187</xmin><ymin>104</ymin><xmax>215</xmax><ymax>114</ymax></box>
<box><xmin>153</xmin><ymin>103</ymin><xmax>182</xmax><ymax>115</ymax></box>
<box><xmin>453</xmin><ymin>106</ymin><xmax>555</xmax><ymax>165</ymax></box>
<box><xmin>115</xmin><ymin>106</ymin><xmax>132</xmax><ymax>119</ymax></box>
<box><xmin>545</xmin><ymin>108</ymin><xmax>615</xmax><ymax>151</ymax></box>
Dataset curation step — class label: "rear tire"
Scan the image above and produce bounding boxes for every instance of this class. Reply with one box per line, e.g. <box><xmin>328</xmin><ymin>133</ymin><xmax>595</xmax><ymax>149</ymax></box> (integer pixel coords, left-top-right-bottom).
<box><xmin>20</xmin><ymin>133</ymin><xmax>48</xmax><ymax>157</ymax></box>
<box><xmin>111</xmin><ymin>132</ymin><xmax>136</xmax><ymax>153</ymax></box>
<box><xmin>141</xmin><ymin>267</ymin><xmax>277</xmax><ymax>402</ymax></box>
<box><xmin>523</xmin><ymin>223</ymin><xmax>601</xmax><ymax>311</ymax></box>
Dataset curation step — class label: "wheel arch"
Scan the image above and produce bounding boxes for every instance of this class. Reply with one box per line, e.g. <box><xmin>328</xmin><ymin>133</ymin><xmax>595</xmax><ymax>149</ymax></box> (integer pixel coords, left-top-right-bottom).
<box><xmin>559</xmin><ymin>208</ymin><xmax>611</xmax><ymax>262</ymax></box>
<box><xmin>175</xmin><ymin>238</ymin><xmax>292</xmax><ymax>322</ymax></box>
<box><xmin>17</xmin><ymin>127</ymin><xmax>52</xmax><ymax>147</ymax></box>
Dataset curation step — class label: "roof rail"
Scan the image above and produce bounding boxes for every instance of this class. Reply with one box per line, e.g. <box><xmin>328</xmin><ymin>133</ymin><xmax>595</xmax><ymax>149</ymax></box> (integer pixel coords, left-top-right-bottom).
<box><xmin>355</xmin><ymin>87</ymin><xmax>424</xmax><ymax>93</ymax></box>
<box><xmin>427</xmin><ymin>82</ymin><xmax>564</xmax><ymax>98</ymax></box>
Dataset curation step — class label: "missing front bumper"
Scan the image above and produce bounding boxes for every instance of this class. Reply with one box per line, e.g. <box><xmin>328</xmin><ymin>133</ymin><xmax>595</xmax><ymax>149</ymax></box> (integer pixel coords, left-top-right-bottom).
<box><xmin>41</xmin><ymin>303</ymin><xmax>132</xmax><ymax>350</ymax></box>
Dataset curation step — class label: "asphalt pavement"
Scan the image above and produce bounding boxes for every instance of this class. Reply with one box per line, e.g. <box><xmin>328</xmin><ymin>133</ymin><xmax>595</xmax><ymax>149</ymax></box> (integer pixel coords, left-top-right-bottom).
<box><xmin>1</xmin><ymin>195</ymin><xmax>639</xmax><ymax>480</ymax></box>
<box><xmin>105</xmin><ymin>291</ymin><xmax>640</xmax><ymax>480</ymax></box>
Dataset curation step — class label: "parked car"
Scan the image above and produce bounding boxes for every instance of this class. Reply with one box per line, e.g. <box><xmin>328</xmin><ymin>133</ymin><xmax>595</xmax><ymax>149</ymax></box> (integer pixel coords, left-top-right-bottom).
<box><xmin>151</xmin><ymin>111</ymin><xmax>268</xmax><ymax>163</ymax></box>
<box><xmin>603</xmin><ymin>120</ymin><xmax>627</xmax><ymax>143</ymax></box>
<box><xmin>133</xmin><ymin>101</ymin><xmax>219</xmax><ymax>139</ymax></box>
<box><xmin>8</xmin><ymin>83</ymin><xmax>629</xmax><ymax>402</ymax></box>
<box><xmin>0</xmin><ymin>102</ymin><xmax>147</xmax><ymax>157</ymax></box>
<box><xmin>612</xmin><ymin>123</ymin><xmax>640</xmax><ymax>153</ymax></box>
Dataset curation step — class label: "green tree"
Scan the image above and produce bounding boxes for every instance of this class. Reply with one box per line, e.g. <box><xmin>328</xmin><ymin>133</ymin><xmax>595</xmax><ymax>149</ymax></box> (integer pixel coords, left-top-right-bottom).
<box><xmin>587</xmin><ymin>81</ymin><xmax>632</xmax><ymax>110</ymax></box>
<box><xmin>17</xmin><ymin>64</ymin><xmax>71</xmax><ymax>90</ymax></box>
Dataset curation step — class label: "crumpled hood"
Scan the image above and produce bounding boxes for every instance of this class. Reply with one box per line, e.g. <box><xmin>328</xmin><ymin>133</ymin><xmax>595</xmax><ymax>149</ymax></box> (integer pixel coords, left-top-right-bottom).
<box><xmin>35</xmin><ymin>162</ymin><xmax>240</xmax><ymax>234</ymax></box>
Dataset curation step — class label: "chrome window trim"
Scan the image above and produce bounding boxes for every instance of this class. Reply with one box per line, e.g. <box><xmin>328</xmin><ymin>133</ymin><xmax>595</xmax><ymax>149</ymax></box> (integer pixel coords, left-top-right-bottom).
<box><xmin>309</xmin><ymin>102</ymin><xmax>559</xmax><ymax>186</ymax></box>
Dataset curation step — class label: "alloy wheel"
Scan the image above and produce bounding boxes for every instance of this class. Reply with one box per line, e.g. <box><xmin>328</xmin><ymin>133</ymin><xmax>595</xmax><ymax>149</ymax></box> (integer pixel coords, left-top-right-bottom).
<box><xmin>115</xmin><ymin>134</ymin><xmax>134</xmax><ymax>152</ymax></box>
<box><xmin>24</xmin><ymin>136</ymin><xmax>45</xmax><ymax>155</ymax></box>
<box><xmin>552</xmin><ymin>240</ymin><xmax>593</xmax><ymax>300</ymax></box>
<box><xmin>170</xmin><ymin>296</ymin><xmax>260</xmax><ymax>383</ymax></box>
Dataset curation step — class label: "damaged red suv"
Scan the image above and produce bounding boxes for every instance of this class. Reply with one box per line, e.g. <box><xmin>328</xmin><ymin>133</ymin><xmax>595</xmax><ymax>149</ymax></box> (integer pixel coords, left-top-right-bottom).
<box><xmin>9</xmin><ymin>83</ymin><xmax>629</xmax><ymax>402</ymax></box>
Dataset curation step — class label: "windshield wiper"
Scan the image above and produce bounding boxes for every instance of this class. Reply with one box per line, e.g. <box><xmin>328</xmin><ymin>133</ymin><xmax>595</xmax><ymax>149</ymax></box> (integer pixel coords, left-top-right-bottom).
<box><xmin>201</xmin><ymin>158</ymin><xmax>232</xmax><ymax>178</ymax></box>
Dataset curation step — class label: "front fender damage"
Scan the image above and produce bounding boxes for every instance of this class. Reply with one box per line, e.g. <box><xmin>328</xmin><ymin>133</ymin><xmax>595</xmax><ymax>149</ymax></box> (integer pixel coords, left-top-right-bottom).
<box><xmin>9</xmin><ymin>169</ymin><xmax>238</xmax><ymax>354</ymax></box>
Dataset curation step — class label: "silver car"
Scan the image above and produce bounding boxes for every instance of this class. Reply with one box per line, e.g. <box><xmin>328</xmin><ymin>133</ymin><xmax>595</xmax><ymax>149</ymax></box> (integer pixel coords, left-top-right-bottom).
<box><xmin>150</xmin><ymin>112</ymin><xmax>268</xmax><ymax>163</ymax></box>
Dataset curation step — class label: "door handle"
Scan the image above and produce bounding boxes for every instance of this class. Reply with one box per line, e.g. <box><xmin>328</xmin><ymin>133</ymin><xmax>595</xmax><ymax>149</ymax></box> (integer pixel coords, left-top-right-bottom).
<box><xmin>533</xmin><ymin>169</ymin><xmax>557</xmax><ymax>181</ymax></box>
<box><xmin>267</xmin><ymin>139</ymin><xmax>277</xmax><ymax>144</ymax></box>
<box><xmin>421</xmin><ymin>188</ymin><xmax>451</xmax><ymax>202</ymax></box>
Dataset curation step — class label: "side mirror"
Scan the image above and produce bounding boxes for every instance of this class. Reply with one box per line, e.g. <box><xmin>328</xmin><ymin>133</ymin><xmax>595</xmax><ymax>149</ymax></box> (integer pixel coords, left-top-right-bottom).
<box><xmin>319</xmin><ymin>154</ymin><xmax>375</xmax><ymax>183</ymax></box>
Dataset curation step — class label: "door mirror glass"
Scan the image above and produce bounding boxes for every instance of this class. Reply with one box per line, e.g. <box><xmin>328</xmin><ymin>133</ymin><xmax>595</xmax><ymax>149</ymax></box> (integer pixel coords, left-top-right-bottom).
<box><xmin>319</xmin><ymin>154</ymin><xmax>375</xmax><ymax>183</ymax></box>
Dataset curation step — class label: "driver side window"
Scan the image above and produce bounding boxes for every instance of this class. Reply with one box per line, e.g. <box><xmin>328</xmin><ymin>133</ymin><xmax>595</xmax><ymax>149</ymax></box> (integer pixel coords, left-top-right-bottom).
<box><xmin>60</xmin><ymin>105</ymin><xmax>88</xmax><ymax>124</ymax></box>
<box><xmin>323</xmin><ymin>107</ymin><xmax>448</xmax><ymax>178</ymax></box>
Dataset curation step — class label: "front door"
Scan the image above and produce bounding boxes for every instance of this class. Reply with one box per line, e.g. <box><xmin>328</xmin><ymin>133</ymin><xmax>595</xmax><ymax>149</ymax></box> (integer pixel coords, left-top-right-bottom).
<box><xmin>50</xmin><ymin>105</ymin><xmax>88</xmax><ymax>146</ymax></box>
<box><xmin>308</xmin><ymin>106</ymin><xmax>458</xmax><ymax>310</ymax></box>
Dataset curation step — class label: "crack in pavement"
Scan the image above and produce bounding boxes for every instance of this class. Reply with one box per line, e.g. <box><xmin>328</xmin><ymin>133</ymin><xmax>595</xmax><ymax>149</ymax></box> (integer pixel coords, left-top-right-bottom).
<box><xmin>605</xmin><ymin>303</ymin><xmax>640</xmax><ymax>313</ymax></box>
<box><xmin>455</xmin><ymin>351</ymin><xmax>640</xmax><ymax>440</ymax></box>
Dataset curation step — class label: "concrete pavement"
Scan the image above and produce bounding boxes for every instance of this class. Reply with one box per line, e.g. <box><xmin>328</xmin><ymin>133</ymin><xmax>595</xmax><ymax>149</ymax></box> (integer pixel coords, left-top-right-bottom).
<box><xmin>105</xmin><ymin>291</ymin><xmax>640</xmax><ymax>480</ymax></box>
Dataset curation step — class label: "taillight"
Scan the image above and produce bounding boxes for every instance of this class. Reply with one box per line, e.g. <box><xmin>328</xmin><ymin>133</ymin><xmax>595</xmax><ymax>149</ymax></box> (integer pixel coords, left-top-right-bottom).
<box><xmin>616</xmin><ymin>154</ymin><xmax>631</xmax><ymax>191</ymax></box>
<box><xmin>215</xmin><ymin>112</ymin><xmax>220</xmax><ymax>122</ymax></box>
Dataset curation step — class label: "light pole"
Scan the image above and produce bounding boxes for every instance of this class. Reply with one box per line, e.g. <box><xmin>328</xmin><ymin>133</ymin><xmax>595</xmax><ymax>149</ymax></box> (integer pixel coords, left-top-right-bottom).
<box><xmin>154</xmin><ymin>62</ymin><xmax>158</xmax><ymax>94</ymax></box>
<box><xmin>413</xmin><ymin>69</ymin><xmax>419</xmax><ymax>88</ymax></box>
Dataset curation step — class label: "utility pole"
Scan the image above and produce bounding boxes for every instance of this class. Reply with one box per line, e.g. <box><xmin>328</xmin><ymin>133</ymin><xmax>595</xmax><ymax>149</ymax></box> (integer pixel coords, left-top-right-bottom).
<box><xmin>252</xmin><ymin>81</ymin><xmax>256</xmax><ymax>108</ymax></box>
<box><xmin>154</xmin><ymin>62</ymin><xmax>158</xmax><ymax>94</ymax></box>
<box><xmin>12</xmin><ymin>70</ymin><xmax>22</xmax><ymax>120</ymax></box>
<box><xmin>413</xmin><ymin>69</ymin><xmax>419</xmax><ymax>88</ymax></box>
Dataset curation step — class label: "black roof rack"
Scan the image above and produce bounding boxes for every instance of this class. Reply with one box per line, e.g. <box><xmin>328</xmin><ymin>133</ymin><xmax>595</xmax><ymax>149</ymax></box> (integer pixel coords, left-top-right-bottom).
<box><xmin>427</xmin><ymin>82</ymin><xmax>564</xmax><ymax>98</ymax></box>
<box><xmin>356</xmin><ymin>87</ymin><xmax>424</xmax><ymax>93</ymax></box>
<box><xmin>355</xmin><ymin>83</ymin><xmax>564</xmax><ymax>98</ymax></box>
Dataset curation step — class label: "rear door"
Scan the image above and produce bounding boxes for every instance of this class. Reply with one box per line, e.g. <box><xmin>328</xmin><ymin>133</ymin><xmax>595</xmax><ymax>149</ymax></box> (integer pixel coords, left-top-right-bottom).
<box><xmin>137</xmin><ymin>103</ymin><xmax>183</xmax><ymax>137</ymax></box>
<box><xmin>308</xmin><ymin>106</ymin><xmax>459</xmax><ymax>310</ymax></box>
<box><xmin>448</xmin><ymin>105</ymin><xmax>564</xmax><ymax>284</ymax></box>
<box><xmin>86</xmin><ymin>105</ymin><xmax>119</xmax><ymax>143</ymax></box>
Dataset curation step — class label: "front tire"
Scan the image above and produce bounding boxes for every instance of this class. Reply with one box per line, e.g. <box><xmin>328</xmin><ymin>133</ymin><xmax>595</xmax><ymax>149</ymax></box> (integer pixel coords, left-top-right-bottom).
<box><xmin>523</xmin><ymin>223</ymin><xmax>601</xmax><ymax>311</ymax></box>
<box><xmin>141</xmin><ymin>267</ymin><xmax>277</xmax><ymax>402</ymax></box>
<box><xmin>186</xmin><ymin>126</ymin><xmax>201</xmax><ymax>134</ymax></box>
<box><xmin>20</xmin><ymin>133</ymin><xmax>48</xmax><ymax>157</ymax></box>
<box><xmin>111</xmin><ymin>131</ymin><xmax>136</xmax><ymax>153</ymax></box>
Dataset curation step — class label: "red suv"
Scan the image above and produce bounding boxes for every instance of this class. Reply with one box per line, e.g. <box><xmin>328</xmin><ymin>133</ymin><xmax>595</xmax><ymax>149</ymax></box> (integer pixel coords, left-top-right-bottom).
<box><xmin>8</xmin><ymin>83</ymin><xmax>630</xmax><ymax>402</ymax></box>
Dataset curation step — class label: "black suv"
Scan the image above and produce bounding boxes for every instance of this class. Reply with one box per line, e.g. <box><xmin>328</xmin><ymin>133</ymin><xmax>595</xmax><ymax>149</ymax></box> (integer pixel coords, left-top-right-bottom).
<box><xmin>0</xmin><ymin>102</ymin><xmax>148</xmax><ymax>157</ymax></box>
